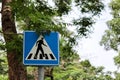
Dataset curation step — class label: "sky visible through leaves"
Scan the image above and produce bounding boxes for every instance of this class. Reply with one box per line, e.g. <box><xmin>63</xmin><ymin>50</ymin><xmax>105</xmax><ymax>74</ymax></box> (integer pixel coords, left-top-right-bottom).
<box><xmin>76</xmin><ymin>0</ymin><xmax>118</xmax><ymax>72</ymax></box>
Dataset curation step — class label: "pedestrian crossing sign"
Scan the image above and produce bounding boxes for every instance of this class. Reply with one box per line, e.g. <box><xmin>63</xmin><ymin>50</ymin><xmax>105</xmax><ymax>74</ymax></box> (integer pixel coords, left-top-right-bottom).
<box><xmin>23</xmin><ymin>31</ymin><xmax>59</xmax><ymax>65</ymax></box>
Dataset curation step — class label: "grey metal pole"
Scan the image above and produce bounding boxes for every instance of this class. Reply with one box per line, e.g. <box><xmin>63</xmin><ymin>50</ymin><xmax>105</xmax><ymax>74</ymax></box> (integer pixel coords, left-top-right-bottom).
<box><xmin>38</xmin><ymin>66</ymin><xmax>45</xmax><ymax>80</ymax></box>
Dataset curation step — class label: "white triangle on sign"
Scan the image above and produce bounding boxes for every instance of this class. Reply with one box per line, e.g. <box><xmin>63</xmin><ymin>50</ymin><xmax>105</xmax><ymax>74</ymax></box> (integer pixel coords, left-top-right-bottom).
<box><xmin>26</xmin><ymin>35</ymin><xmax>57</xmax><ymax>60</ymax></box>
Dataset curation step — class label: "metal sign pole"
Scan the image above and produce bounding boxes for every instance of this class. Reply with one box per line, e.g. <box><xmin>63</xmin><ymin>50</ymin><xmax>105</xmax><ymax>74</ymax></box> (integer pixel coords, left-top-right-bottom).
<box><xmin>38</xmin><ymin>66</ymin><xmax>44</xmax><ymax>80</ymax></box>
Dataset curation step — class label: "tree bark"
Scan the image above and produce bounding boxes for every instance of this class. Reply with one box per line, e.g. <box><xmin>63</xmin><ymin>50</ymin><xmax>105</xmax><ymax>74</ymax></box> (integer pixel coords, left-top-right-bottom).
<box><xmin>1</xmin><ymin>0</ymin><xmax>27</xmax><ymax>80</ymax></box>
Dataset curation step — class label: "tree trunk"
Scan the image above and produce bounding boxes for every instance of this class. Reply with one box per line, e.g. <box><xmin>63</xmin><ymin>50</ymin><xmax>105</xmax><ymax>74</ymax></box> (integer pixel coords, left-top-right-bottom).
<box><xmin>1</xmin><ymin>0</ymin><xmax>27</xmax><ymax>80</ymax></box>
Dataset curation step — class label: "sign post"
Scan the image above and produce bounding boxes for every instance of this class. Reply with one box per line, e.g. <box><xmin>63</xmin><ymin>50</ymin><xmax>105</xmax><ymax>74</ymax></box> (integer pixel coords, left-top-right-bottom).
<box><xmin>23</xmin><ymin>31</ymin><xmax>59</xmax><ymax>80</ymax></box>
<box><xmin>38</xmin><ymin>66</ymin><xmax>44</xmax><ymax>80</ymax></box>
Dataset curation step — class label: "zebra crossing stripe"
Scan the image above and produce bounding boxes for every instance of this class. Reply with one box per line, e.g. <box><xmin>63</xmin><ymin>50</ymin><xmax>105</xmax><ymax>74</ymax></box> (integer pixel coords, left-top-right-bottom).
<box><xmin>27</xmin><ymin>53</ymin><xmax>56</xmax><ymax>60</ymax></box>
<box><xmin>27</xmin><ymin>53</ymin><xmax>32</xmax><ymax>59</ymax></box>
<box><xmin>49</xmin><ymin>54</ymin><xmax>55</xmax><ymax>59</ymax></box>
<box><xmin>45</xmin><ymin>54</ymin><xmax>48</xmax><ymax>59</ymax></box>
<box><xmin>39</xmin><ymin>54</ymin><xmax>43</xmax><ymax>59</ymax></box>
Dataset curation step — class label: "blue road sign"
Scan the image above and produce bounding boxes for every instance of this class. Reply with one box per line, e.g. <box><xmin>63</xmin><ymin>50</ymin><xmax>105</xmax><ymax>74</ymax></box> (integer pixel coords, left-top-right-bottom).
<box><xmin>23</xmin><ymin>31</ymin><xmax>59</xmax><ymax>65</ymax></box>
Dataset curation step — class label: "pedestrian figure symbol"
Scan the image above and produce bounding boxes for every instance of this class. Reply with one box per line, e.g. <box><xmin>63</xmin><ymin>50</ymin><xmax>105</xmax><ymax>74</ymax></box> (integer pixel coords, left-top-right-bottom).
<box><xmin>34</xmin><ymin>37</ymin><xmax>47</xmax><ymax>59</ymax></box>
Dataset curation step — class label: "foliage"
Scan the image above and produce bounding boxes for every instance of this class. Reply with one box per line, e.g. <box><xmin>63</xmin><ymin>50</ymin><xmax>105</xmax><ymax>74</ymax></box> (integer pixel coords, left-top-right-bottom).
<box><xmin>60</xmin><ymin>37</ymin><xmax>79</xmax><ymax>62</ymax></box>
<box><xmin>114</xmin><ymin>51</ymin><xmax>120</xmax><ymax>67</ymax></box>
<box><xmin>0</xmin><ymin>52</ymin><xmax>8</xmax><ymax>80</ymax></box>
<box><xmin>100</xmin><ymin>0</ymin><xmax>120</xmax><ymax>79</ymax></box>
<box><xmin>75</xmin><ymin>0</ymin><xmax>104</xmax><ymax>16</ymax></box>
<box><xmin>10</xmin><ymin>0</ymin><xmax>104</xmax><ymax>37</ymax></box>
<box><xmin>100</xmin><ymin>0</ymin><xmax>120</xmax><ymax>65</ymax></box>
<box><xmin>100</xmin><ymin>30</ymin><xmax>119</xmax><ymax>51</ymax></box>
<box><xmin>114</xmin><ymin>71</ymin><xmax>120</xmax><ymax>80</ymax></box>
<box><xmin>54</xmin><ymin>35</ymin><xmax>114</xmax><ymax>80</ymax></box>
<box><xmin>0</xmin><ymin>75</ymin><xmax>8</xmax><ymax>80</ymax></box>
<box><xmin>53</xmin><ymin>60</ymin><xmax>114</xmax><ymax>80</ymax></box>
<box><xmin>0</xmin><ymin>52</ymin><xmax>8</xmax><ymax>75</ymax></box>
